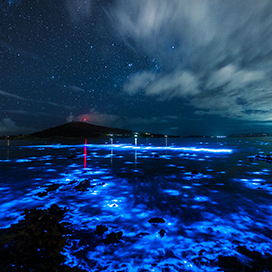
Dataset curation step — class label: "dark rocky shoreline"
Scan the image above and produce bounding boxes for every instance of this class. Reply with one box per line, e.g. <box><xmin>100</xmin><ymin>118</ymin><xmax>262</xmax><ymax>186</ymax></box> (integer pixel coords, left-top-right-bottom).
<box><xmin>0</xmin><ymin>204</ymin><xmax>83</xmax><ymax>272</ymax></box>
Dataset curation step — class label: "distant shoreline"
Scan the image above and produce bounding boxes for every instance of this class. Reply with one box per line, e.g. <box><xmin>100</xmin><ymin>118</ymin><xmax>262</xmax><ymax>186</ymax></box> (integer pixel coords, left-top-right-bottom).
<box><xmin>0</xmin><ymin>121</ymin><xmax>271</xmax><ymax>140</ymax></box>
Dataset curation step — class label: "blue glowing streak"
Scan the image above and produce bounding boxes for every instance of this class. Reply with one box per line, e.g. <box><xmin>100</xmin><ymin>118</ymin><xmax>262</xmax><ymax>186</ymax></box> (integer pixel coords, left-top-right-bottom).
<box><xmin>23</xmin><ymin>144</ymin><xmax>233</xmax><ymax>153</ymax></box>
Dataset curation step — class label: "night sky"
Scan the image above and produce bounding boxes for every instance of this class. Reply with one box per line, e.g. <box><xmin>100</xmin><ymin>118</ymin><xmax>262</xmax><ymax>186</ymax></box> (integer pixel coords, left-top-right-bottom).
<box><xmin>1</xmin><ymin>0</ymin><xmax>272</xmax><ymax>136</ymax></box>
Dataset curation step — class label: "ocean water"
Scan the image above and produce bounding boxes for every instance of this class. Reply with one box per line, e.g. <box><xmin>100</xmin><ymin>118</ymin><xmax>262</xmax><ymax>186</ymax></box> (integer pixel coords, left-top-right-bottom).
<box><xmin>0</xmin><ymin>137</ymin><xmax>272</xmax><ymax>271</ymax></box>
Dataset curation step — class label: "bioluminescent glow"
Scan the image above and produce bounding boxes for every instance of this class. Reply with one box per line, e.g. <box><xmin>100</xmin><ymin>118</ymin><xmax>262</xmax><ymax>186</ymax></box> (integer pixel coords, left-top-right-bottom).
<box><xmin>1</xmin><ymin>138</ymin><xmax>272</xmax><ymax>272</ymax></box>
<box><xmin>22</xmin><ymin>144</ymin><xmax>232</xmax><ymax>153</ymax></box>
<box><xmin>163</xmin><ymin>189</ymin><xmax>180</xmax><ymax>196</ymax></box>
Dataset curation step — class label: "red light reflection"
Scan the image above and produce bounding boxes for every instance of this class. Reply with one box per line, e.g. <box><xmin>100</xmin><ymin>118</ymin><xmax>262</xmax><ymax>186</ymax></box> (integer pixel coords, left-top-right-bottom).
<box><xmin>84</xmin><ymin>139</ymin><xmax>87</xmax><ymax>168</ymax></box>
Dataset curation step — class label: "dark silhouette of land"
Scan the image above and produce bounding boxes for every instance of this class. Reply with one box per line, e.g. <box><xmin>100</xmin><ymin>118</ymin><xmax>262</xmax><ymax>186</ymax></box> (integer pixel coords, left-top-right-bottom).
<box><xmin>27</xmin><ymin>122</ymin><xmax>133</xmax><ymax>139</ymax></box>
<box><xmin>1</xmin><ymin>122</ymin><xmax>271</xmax><ymax>139</ymax></box>
<box><xmin>2</xmin><ymin>122</ymin><xmax>179</xmax><ymax>139</ymax></box>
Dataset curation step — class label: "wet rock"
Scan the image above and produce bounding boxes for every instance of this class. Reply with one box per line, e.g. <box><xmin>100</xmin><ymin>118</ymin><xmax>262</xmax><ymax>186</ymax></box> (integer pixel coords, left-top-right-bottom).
<box><xmin>37</xmin><ymin>191</ymin><xmax>48</xmax><ymax>197</ymax></box>
<box><xmin>45</xmin><ymin>184</ymin><xmax>60</xmax><ymax>192</ymax></box>
<box><xmin>73</xmin><ymin>179</ymin><xmax>91</xmax><ymax>192</ymax></box>
<box><xmin>95</xmin><ymin>225</ymin><xmax>108</xmax><ymax>235</ymax></box>
<box><xmin>218</xmin><ymin>247</ymin><xmax>272</xmax><ymax>272</ymax></box>
<box><xmin>36</xmin><ymin>183</ymin><xmax>60</xmax><ymax>197</ymax></box>
<box><xmin>104</xmin><ymin>231</ymin><xmax>123</xmax><ymax>244</ymax></box>
<box><xmin>68</xmin><ymin>179</ymin><xmax>78</xmax><ymax>185</ymax></box>
<box><xmin>237</xmin><ymin>245</ymin><xmax>268</xmax><ymax>261</ymax></box>
<box><xmin>23</xmin><ymin>204</ymin><xmax>66</xmax><ymax>225</ymax></box>
<box><xmin>218</xmin><ymin>256</ymin><xmax>244</xmax><ymax>271</ymax></box>
<box><xmin>252</xmin><ymin>154</ymin><xmax>272</xmax><ymax>164</ymax></box>
<box><xmin>148</xmin><ymin>217</ymin><xmax>165</xmax><ymax>224</ymax></box>
<box><xmin>159</xmin><ymin>229</ymin><xmax>166</xmax><ymax>237</ymax></box>
<box><xmin>0</xmin><ymin>205</ymin><xmax>83</xmax><ymax>271</ymax></box>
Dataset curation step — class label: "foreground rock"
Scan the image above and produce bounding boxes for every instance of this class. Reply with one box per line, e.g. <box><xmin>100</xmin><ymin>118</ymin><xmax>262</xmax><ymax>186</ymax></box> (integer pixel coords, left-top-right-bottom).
<box><xmin>218</xmin><ymin>245</ymin><xmax>272</xmax><ymax>271</ymax></box>
<box><xmin>73</xmin><ymin>179</ymin><xmax>93</xmax><ymax>192</ymax></box>
<box><xmin>104</xmin><ymin>231</ymin><xmax>123</xmax><ymax>244</ymax></box>
<box><xmin>0</xmin><ymin>204</ymin><xmax>84</xmax><ymax>272</ymax></box>
<box><xmin>37</xmin><ymin>183</ymin><xmax>60</xmax><ymax>197</ymax></box>
<box><xmin>95</xmin><ymin>225</ymin><xmax>108</xmax><ymax>235</ymax></box>
<box><xmin>159</xmin><ymin>229</ymin><xmax>166</xmax><ymax>237</ymax></box>
<box><xmin>248</xmin><ymin>154</ymin><xmax>272</xmax><ymax>163</ymax></box>
<box><xmin>148</xmin><ymin>217</ymin><xmax>165</xmax><ymax>224</ymax></box>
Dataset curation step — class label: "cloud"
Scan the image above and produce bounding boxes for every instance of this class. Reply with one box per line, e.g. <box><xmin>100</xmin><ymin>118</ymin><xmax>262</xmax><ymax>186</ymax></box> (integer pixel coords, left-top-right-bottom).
<box><xmin>111</xmin><ymin>0</ymin><xmax>218</xmax><ymax>64</ymax></box>
<box><xmin>64</xmin><ymin>85</ymin><xmax>86</xmax><ymax>92</ymax></box>
<box><xmin>46</xmin><ymin>101</ymin><xmax>75</xmax><ymax>110</ymax></box>
<box><xmin>0</xmin><ymin>118</ymin><xmax>36</xmax><ymax>136</ymax></box>
<box><xmin>147</xmin><ymin>70</ymin><xmax>200</xmax><ymax>99</ymax></box>
<box><xmin>124</xmin><ymin>71</ymin><xmax>156</xmax><ymax>95</ymax></box>
<box><xmin>0</xmin><ymin>90</ymin><xmax>31</xmax><ymax>101</ymax></box>
<box><xmin>124</xmin><ymin>70</ymin><xmax>199</xmax><ymax>99</ymax></box>
<box><xmin>206</xmin><ymin>65</ymin><xmax>266</xmax><ymax>91</ymax></box>
<box><xmin>67</xmin><ymin>109</ymin><xmax>123</xmax><ymax>127</ymax></box>
<box><xmin>193</xmin><ymin>87</ymin><xmax>272</xmax><ymax>121</ymax></box>
<box><xmin>110</xmin><ymin>0</ymin><xmax>272</xmax><ymax>121</ymax></box>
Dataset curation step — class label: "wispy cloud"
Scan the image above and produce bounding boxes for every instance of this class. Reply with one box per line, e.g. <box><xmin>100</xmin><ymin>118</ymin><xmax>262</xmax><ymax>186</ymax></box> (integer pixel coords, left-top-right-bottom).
<box><xmin>124</xmin><ymin>70</ymin><xmax>200</xmax><ymax>100</ymax></box>
<box><xmin>0</xmin><ymin>118</ymin><xmax>36</xmax><ymax>136</ymax></box>
<box><xmin>0</xmin><ymin>90</ymin><xmax>31</xmax><ymax>101</ymax></box>
<box><xmin>46</xmin><ymin>101</ymin><xmax>75</xmax><ymax>110</ymax></box>
<box><xmin>63</xmin><ymin>85</ymin><xmax>86</xmax><ymax>92</ymax></box>
<box><xmin>124</xmin><ymin>71</ymin><xmax>156</xmax><ymax>95</ymax></box>
<box><xmin>110</xmin><ymin>0</ymin><xmax>272</xmax><ymax>121</ymax></box>
<box><xmin>67</xmin><ymin>109</ymin><xmax>123</xmax><ymax>127</ymax></box>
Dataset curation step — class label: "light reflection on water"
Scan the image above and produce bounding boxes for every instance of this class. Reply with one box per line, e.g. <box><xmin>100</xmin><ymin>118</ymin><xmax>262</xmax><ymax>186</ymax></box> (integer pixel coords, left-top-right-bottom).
<box><xmin>0</xmin><ymin>138</ymin><xmax>272</xmax><ymax>271</ymax></box>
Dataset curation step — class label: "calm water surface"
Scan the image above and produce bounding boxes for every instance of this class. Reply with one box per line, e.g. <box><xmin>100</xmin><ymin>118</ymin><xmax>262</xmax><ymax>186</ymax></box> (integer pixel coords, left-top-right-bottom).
<box><xmin>0</xmin><ymin>137</ymin><xmax>272</xmax><ymax>271</ymax></box>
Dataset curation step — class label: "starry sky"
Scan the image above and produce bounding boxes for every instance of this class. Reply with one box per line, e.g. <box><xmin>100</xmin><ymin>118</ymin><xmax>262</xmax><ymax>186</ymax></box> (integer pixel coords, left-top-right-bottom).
<box><xmin>1</xmin><ymin>0</ymin><xmax>272</xmax><ymax>136</ymax></box>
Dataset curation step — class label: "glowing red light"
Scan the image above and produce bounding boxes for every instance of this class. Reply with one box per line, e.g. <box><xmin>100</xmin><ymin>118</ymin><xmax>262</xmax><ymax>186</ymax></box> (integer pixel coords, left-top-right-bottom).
<box><xmin>83</xmin><ymin>118</ymin><xmax>87</xmax><ymax>122</ymax></box>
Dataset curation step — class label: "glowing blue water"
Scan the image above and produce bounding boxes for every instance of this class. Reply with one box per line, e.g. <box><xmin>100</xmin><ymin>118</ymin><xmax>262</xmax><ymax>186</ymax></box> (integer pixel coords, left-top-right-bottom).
<box><xmin>0</xmin><ymin>137</ymin><xmax>272</xmax><ymax>271</ymax></box>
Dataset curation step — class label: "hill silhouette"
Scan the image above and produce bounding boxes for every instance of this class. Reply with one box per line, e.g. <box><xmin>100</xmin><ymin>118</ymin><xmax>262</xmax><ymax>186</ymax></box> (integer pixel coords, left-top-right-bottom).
<box><xmin>26</xmin><ymin>122</ymin><xmax>133</xmax><ymax>139</ymax></box>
